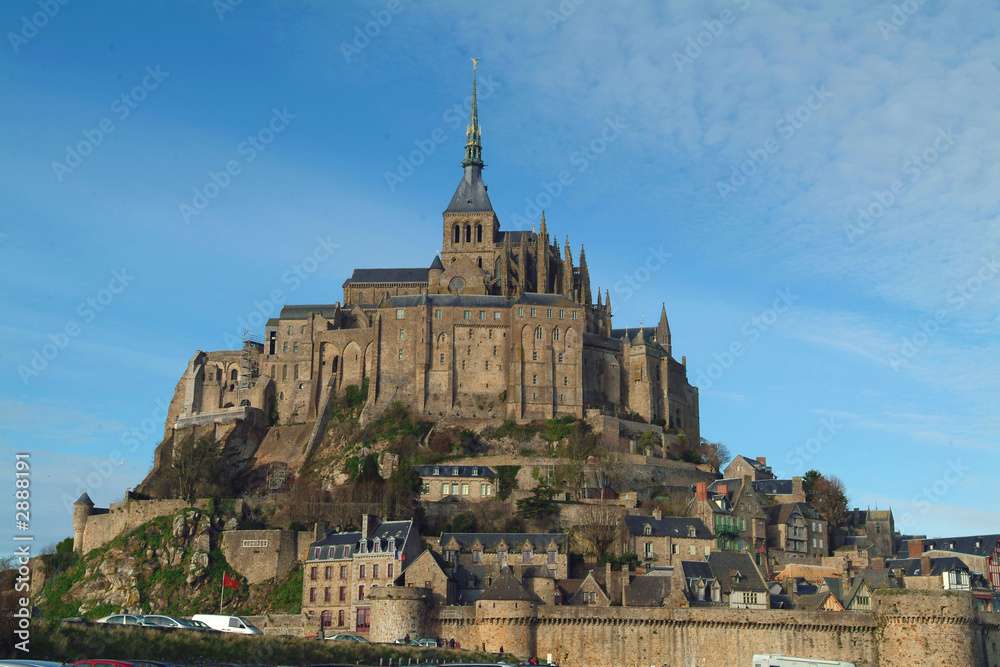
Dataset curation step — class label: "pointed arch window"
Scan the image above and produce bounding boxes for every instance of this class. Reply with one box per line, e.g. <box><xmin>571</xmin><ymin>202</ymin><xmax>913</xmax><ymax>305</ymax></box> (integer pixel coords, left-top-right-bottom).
<box><xmin>535</xmin><ymin>326</ymin><xmax>543</xmax><ymax>340</ymax></box>
<box><xmin>476</xmin><ymin>224</ymin><xmax>483</xmax><ymax>242</ymax></box>
<box><xmin>465</xmin><ymin>224</ymin><xmax>472</xmax><ymax>242</ymax></box>
<box><xmin>453</xmin><ymin>224</ymin><xmax>461</xmax><ymax>243</ymax></box>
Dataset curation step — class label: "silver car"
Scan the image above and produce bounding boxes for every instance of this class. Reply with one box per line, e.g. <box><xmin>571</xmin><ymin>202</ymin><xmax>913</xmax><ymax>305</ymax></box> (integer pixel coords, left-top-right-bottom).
<box><xmin>95</xmin><ymin>613</ymin><xmax>144</xmax><ymax>625</ymax></box>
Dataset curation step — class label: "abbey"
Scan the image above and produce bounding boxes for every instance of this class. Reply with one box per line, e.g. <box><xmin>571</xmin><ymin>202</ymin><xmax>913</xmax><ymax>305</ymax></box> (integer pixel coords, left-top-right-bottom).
<box><xmin>173</xmin><ymin>63</ymin><xmax>699</xmax><ymax>439</ymax></box>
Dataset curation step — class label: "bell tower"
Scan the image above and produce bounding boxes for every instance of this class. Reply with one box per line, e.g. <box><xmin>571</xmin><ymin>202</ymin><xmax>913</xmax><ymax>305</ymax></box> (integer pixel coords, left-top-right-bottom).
<box><xmin>439</xmin><ymin>58</ymin><xmax>500</xmax><ymax>294</ymax></box>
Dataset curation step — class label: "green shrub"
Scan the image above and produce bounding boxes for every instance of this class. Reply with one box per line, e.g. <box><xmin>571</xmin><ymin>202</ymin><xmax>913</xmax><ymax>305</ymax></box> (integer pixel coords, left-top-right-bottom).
<box><xmin>495</xmin><ymin>465</ymin><xmax>520</xmax><ymax>500</ymax></box>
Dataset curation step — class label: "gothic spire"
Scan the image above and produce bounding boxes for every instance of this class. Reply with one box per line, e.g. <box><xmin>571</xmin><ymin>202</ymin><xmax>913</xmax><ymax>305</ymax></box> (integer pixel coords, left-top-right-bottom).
<box><xmin>462</xmin><ymin>57</ymin><xmax>483</xmax><ymax>168</ymax></box>
<box><xmin>578</xmin><ymin>244</ymin><xmax>592</xmax><ymax>305</ymax></box>
<box><xmin>657</xmin><ymin>302</ymin><xmax>672</xmax><ymax>352</ymax></box>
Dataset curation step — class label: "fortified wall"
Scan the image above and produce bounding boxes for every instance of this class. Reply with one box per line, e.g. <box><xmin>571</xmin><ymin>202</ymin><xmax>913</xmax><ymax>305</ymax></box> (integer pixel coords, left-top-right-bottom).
<box><xmin>72</xmin><ymin>495</ymin><xmax>215</xmax><ymax>554</ymax></box>
<box><xmin>369</xmin><ymin>588</ymin><xmax>1000</xmax><ymax>667</ymax></box>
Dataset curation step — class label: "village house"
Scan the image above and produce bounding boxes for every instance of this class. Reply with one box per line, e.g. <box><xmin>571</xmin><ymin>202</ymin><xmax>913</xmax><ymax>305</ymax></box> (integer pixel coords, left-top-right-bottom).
<box><xmin>689</xmin><ymin>480</ymin><xmax>768</xmax><ymax>563</ymax></box>
<box><xmin>302</xmin><ymin>515</ymin><xmax>421</xmax><ymax>635</ymax></box>
<box><xmin>766</xmin><ymin>502</ymin><xmax>828</xmax><ymax>566</ymax></box>
<box><xmin>415</xmin><ymin>464</ymin><xmax>497</xmax><ymax>502</ymax></box>
<box><xmin>624</xmin><ymin>511</ymin><xmax>713</xmax><ymax>567</ymax></box>
<box><xmin>675</xmin><ymin>551</ymin><xmax>769</xmax><ymax>609</ymax></box>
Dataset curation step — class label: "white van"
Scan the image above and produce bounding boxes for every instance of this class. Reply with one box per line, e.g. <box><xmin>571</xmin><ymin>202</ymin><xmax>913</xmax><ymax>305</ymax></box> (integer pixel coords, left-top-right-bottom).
<box><xmin>753</xmin><ymin>656</ymin><xmax>856</xmax><ymax>667</ymax></box>
<box><xmin>191</xmin><ymin>613</ymin><xmax>262</xmax><ymax>635</ymax></box>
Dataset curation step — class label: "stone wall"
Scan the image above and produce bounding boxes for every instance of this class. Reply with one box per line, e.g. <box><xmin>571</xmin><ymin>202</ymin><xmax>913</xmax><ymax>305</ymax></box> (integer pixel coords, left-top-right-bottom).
<box><xmin>369</xmin><ymin>588</ymin><xmax>997</xmax><ymax>667</ymax></box>
<box><xmin>79</xmin><ymin>498</ymin><xmax>212</xmax><ymax>554</ymax></box>
<box><xmin>244</xmin><ymin>613</ymin><xmax>310</xmax><ymax>637</ymax></box>
<box><xmin>219</xmin><ymin>529</ymin><xmax>298</xmax><ymax>584</ymax></box>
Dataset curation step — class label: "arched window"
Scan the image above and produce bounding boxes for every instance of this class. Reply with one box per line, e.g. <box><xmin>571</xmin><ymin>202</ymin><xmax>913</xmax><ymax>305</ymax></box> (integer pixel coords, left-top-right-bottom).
<box><xmin>230</xmin><ymin>369</ymin><xmax>238</xmax><ymax>382</ymax></box>
<box><xmin>321</xmin><ymin>610</ymin><xmax>332</xmax><ymax>627</ymax></box>
<box><xmin>453</xmin><ymin>224</ymin><xmax>460</xmax><ymax>243</ymax></box>
<box><xmin>476</xmin><ymin>256</ymin><xmax>483</xmax><ymax>268</ymax></box>
<box><xmin>332</xmin><ymin>356</ymin><xmax>339</xmax><ymax>373</ymax></box>
<box><xmin>476</xmin><ymin>224</ymin><xmax>483</xmax><ymax>242</ymax></box>
<box><xmin>553</xmin><ymin>328</ymin><xmax>560</xmax><ymax>341</ymax></box>
<box><xmin>465</xmin><ymin>224</ymin><xmax>472</xmax><ymax>242</ymax></box>
<box><xmin>535</xmin><ymin>326</ymin><xmax>543</xmax><ymax>340</ymax></box>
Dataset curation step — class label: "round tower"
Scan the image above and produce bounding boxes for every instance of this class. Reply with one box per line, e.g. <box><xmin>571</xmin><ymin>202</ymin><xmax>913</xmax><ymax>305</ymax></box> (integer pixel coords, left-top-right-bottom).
<box><xmin>474</xmin><ymin>568</ymin><xmax>538</xmax><ymax>659</ymax></box>
<box><xmin>72</xmin><ymin>492</ymin><xmax>94</xmax><ymax>554</ymax></box>
<box><xmin>368</xmin><ymin>585</ymin><xmax>429</xmax><ymax>644</ymax></box>
<box><xmin>875</xmin><ymin>589</ymin><xmax>979</xmax><ymax>667</ymax></box>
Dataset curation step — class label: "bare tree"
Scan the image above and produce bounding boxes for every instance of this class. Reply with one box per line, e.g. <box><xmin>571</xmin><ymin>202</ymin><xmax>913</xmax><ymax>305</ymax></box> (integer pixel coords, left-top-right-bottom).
<box><xmin>811</xmin><ymin>475</ymin><xmax>849</xmax><ymax>530</ymax></box>
<box><xmin>170</xmin><ymin>435</ymin><xmax>223</xmax><ymax>501</ymax></box>
<box><xmin>576</xmin><ymin>504</ymin><xmax>623</xmax><ymax>560</ymax></box>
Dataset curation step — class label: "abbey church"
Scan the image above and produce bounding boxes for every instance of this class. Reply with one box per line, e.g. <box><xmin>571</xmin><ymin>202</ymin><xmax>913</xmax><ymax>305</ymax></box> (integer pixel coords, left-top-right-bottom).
<box><xmin>173</xmin><ymin>64</ymin><xmax>700</xmax><ymax>441</ymax></box>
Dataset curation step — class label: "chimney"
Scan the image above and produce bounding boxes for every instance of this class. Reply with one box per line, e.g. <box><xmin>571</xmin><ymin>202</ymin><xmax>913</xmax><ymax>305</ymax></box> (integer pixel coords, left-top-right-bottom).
<box><xmin>756</xmin><ymin>456</ymin><xmax>767</xmax><ymax>466</ymax></box>
<box><xmin>361</xmin><ymin>514</ymin><xmax>375</xmax><ymax>539</ymax></box>
<box><xmin>652</xmin><ymin>507</ymin><xmax>663</xmax><ymax>521</ymax></box>
<box><xmin>695</xmin><ymin>482</ymin><xmax>708</xmax><ymax>502</ymax></box>
<box><xmin>907</xmin><ymin>539</ymin><xmax>924</xmax><ymax>559</ymax></box>
<box><xmin>920</xmin><ymin>555</ymin><xmax>931</xmax><ymax>576</ymax></box>
<box><xmin>791</xmin><ymin>476</ymin><xmax>804</xmax><ymax>501</ymax></box>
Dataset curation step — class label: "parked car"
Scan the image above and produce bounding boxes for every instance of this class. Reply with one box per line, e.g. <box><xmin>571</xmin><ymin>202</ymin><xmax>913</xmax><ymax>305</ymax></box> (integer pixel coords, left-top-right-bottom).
<box><xmin>191</xmin><ymin>613</ymin><xmax>262</xmax><ymax>635</ymax></box>
<box><xmin>326</xmin><ymin>633</ymin><xmax>369</xmax><ymax>642</ymax></box>
<box><xmin>410</xmin><ymin>637</ymin><xmax>439</xmax><ymax>647</ymax></box>
<box><xmin>95</xmin><ymin>614</ymin><xmax>144</xmax><ymax>626</ymax></box>
<box><xmin>182</xmin><ymin>618</ymin><xmax>214</xmax><ymax>631</ymax></box>
<box><xmin>70</xmin><ymin>661</ymin><xmax>180</xmax><ymax>667</ymax></box>
<box><xmin>0</xmin><ymin>660</ymin><xmax>72</xmax><ymax>666</ymax></box>
<box><xmin>138</xmin><ymin>614</ymin><xmax>188</xmax><ymax>629</ymax></box>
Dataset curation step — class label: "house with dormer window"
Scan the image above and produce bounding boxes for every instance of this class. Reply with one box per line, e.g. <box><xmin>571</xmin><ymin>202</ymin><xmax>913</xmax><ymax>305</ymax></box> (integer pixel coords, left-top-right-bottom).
<box><xmin>414</xmin><ymin>464</ymin><xmax>497</xmax><ymax>502</ymax></box>
<box><xmin>624</xmin><ymin>510</ymin><xmax>713</xmax><ymax>567</ymax></box>
<box><xmin>302</xmin><ymin>514</ymin><xmax>420</xmax><ymax>635</ymax></box>
<box><xmin>435</xmin><ymin>532</ymin><xmax>568</xmax><ymax>603</ymax></box>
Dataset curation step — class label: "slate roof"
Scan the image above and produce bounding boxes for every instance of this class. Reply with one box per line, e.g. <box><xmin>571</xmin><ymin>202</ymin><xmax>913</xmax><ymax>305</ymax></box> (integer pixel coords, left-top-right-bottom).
<box><xmin>414</xmin><ymin>464</ymin><xmax>496</xmax><ymax>478</ymax></box>
<box><xmin>899</xmin><ymin>534</ymin><xmax>1000</xmax><ymax>558</ymax></box>
<box><xmin>445</xmin><ymin>169</ymin><xmax>494</xmax><ymax>213</ymax></box>
<box><xmin>439</xmin><ymin>532</ymin><xmax>567</xmax><ymax>553</ymax></box>
<box><xmin>627</xmin><ymin>575</ymin><xmax>670</xmax><ymax>607</ymax></box>
<box><xmin>75</xmin><ymin>492</ymin><xmax>94</xmax><ymax>506</ymax></box>
<box><xmin>707</xmin><ymin>551</ymin><xmax>767</xmax><ymax>594</ymax></box>
<box><xmin>429</xmin><ymin>255</ymin><xmax>444</xmax><ymax>270</ymax></box>
<box><xmin>277</xmin><ymin>304</ymin><xmax>340</xmax><ymax>320</ymax></box>
<box><xmin>479</xmin><ymin>567</ymin><xmax>537</xmax><ymax>602</ymax></box>
<box><xmin>308</xmin><ymin>519</ymin><xmax>413</xmax><ymax>560</ymax></box>
<box><xmin>886</xmin><ymin>556</ymin><xmax>971</xmax><ymax>576</ymax></box>
<box><xmin>624</xmin><ymin>515</ymin><xmax>712</xmax><ymax>540</ymax></box>
<box><xmin>732</xmin><ymin>454</ymin><xmax>772</xmax><ymax>474</ymax></box>
<box><xmin>680</xmin><ymin>560</ymin><xmax>714</xmax><ymax>580</ymax></box>
<box><xmin>514</xmin><ymin>293</ymin><xmax>579</xmax><ymax>307</ymax></box>
<box><xmin>344</xmin><ymin>267</ymin><xmax>430</xmax><ymax>286</ymax></box>
<box><xmin>752</xmin><ymin>479</ymin><xmax>794</xmax><ymax>495</ymax></box>
<box><xmin>766</xmin><ymin>502</ymin><xmax>818</xmax><ymax>525</ymax></box>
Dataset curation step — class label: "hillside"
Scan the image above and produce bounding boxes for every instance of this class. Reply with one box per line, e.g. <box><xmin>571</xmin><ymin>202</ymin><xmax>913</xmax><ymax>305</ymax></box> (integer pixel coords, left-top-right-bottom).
<box><xmin>36</xmin><ymin>506</ymin><xmax>300</xmax><ymax>619</ymax></box>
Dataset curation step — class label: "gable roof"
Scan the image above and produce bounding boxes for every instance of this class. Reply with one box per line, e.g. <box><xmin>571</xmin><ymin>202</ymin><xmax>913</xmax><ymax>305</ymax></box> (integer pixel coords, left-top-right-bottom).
<box><xmin>627</xmin><ymin>574</ymin><xmax>670</xmax><ymax>607</ymax></box>
<box><xmin>752</xmin><ymin>479</ymin><xmax>794</xmax><ymax>495</ymax></box>
<box><xmin>624</xmin><ymin>515</ymin><xmax>712</xmax><ymax>540</ymax></box>
<box><xmin>885</xmin><ymin>556</ymin><xmax>971</xmax><ymax>576</ymax></box>
<box><xmin>479</xmin><ymin>567</ymin><xmax>537</xmax><ymax>602</ymax></box>
<box><xmin>277</xmin><ymin>304</ymin><xmax>341</xmax><ymax>320</ymax></box>
<box><xmin>707</xmin><ymin>551</ymin><xmax>767</xmax><ymax>594</ymax></box>
<box><xmin>900</xmin><ymin>534</ymin><xmax>1000</xmax><ymax>558</ymax></box>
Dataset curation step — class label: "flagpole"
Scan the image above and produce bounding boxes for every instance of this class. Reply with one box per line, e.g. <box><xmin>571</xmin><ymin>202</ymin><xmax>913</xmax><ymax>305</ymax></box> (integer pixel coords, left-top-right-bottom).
<box><xmin>220</xmin><ymin>575</ymin><xmax>224</xmax><ymax>613</ymax></box>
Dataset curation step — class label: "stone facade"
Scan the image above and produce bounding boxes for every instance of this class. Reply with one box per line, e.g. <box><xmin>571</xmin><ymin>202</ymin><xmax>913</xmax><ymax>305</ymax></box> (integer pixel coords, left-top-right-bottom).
<box><xmin>301</xmin><ymin>515</ymin><xmax>421</xmax><ymax>635</ymax></box>
<box><xmin>368</xmin><ymin>588</ymin><xmax>999</xmax><ymax>667</ymax></box>
<box><xmin>162</xmin><ymin>65</ymin><xmax>700</xmax><ymax>440</ymax></box>
<box><xmin>415</xmin><ymin>464</ymin><xmax>497</xmax><ymax>502</ymax></box>
<box><xmin>624</xmin><ymin>512</ymin><xmax>714</xmax><ymax>567</ymax></box>
<box><xmin>219</xmin><ymin>528</ymin><xmax>298</xmax><ymax>585</ymax></box>
<box><xmin>72</xmin><ymin>494</ymin><xmax>215</xmax><ymax>554</ymax></box>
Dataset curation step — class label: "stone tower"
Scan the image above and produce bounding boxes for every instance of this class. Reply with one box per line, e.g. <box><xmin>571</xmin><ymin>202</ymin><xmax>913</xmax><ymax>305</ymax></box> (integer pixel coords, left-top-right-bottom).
<box><xmin>474</xmin><ymin>568</ymin><xmax>538</xmax><ymax>658</ymax></box>
<box><xmin>72</xmin><ymin>492</ymin><xmax>94</xmax><ymax>553</ymax></box>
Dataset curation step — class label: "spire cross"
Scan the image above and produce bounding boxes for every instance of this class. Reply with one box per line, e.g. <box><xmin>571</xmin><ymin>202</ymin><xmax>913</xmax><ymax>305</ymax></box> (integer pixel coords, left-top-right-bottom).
<box><xmin>463</xmin><ymin>57</ymin><xmax>483</xmax><ymax>168</ymax></box>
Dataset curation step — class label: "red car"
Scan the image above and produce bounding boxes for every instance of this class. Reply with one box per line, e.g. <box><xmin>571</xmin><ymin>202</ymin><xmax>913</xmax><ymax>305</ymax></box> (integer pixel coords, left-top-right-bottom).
<box><xmin>71</xmin><ymin>661</ymin><xmax>178</xmax><ymax>667</ymax></box>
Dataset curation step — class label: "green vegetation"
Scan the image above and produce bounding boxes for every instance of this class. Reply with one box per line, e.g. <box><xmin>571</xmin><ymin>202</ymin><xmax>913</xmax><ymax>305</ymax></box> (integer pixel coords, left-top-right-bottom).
<box><xmin>516</xmin><ymin>481</ymin><xmax>559</xmax><ymax>519</ymax></box>
<box><xmin>495</xmin><ymin>465</ymin><xmax>521</xmax><ymax>500</ymax></box>
<box><xmin>25</xmin><ymin>621</ymin><xmax>495</xmax><ymax>664</ymax></box>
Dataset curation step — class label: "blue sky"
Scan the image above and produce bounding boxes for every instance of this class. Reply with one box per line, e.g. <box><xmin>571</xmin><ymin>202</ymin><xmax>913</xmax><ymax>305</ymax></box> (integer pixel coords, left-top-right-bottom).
<box><xmin>1</xmin><ymin>0</ymin><xmax>998</xmax><ymax>550</ymax></box>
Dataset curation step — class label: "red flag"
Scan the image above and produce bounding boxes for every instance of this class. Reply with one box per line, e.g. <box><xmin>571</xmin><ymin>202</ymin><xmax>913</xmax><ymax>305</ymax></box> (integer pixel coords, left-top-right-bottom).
<box><xmin>222</xmin><ymin>572</ymin><xmax>239</xmax><ymax>590</ymax></box>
